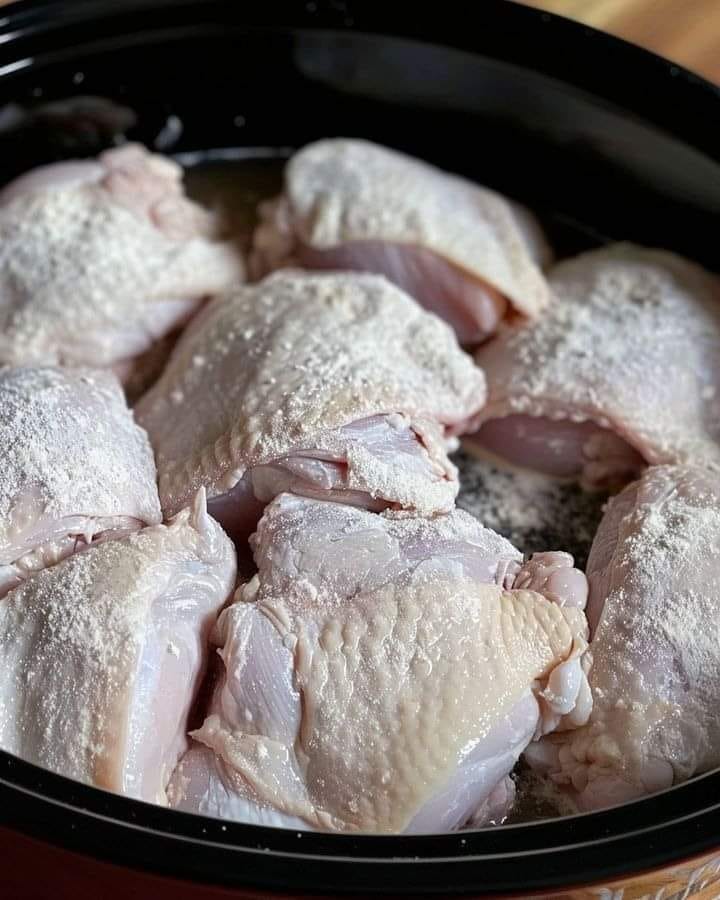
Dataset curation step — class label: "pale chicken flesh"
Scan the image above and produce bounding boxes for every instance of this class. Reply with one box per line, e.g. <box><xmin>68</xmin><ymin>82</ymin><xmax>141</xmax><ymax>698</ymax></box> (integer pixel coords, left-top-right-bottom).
<box><xmin>0</xmin><ymin>143</ymin><xmax>243</xmax><ymax>375</ymax></box>
<box><xmin>0</xmin><ymin>491</ymin><xmax>236</xmax><ymax>803</ymax></box>
<box><xmin>168</xmin><ymin>493</ymin><xmax>590</xmax><ymax>832</ymax></box>
<box><xmin>252</xmin><ymin>139</ymin><xmax>551</xmax><ymax>344</ymax></box>
<box><xmin>0</xmin><ymin>367</ymin><xmax>161</xmax><ymax>598</ymax></box>
<box><xmin>469</xmin><ymin>245</ymin><xmax>720</xmax><ymax>489</ymax></box>
<box><xmin>135</xmin><ymin>270</ymin><xmax>487</xmax><ymax>544</ymax></box>
<box><xmin>1</xmin><ymin>128</ymin><xmax>716</xmax><ymax>836</ymax></box>
<box><xmin>526</xmin><ymin>465</ymin><xmax>720</xmax><ymax>811</ymax></box>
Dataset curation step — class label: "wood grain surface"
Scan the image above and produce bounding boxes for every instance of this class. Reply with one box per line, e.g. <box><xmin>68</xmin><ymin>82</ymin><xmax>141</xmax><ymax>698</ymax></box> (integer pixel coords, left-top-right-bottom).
<box><xmin>519</xmin><ymin>0</ymin><xmax>720</xmax><ymax>83</ymax></box>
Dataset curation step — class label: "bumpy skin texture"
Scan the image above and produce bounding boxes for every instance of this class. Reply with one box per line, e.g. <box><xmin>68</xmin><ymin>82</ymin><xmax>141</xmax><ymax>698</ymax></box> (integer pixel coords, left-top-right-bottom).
<box><xmin>136</xmin><ymin>270</ymin><xmax>487</xmax><ymax>524</ymax></box>
<box><xmin>168</xmin><ymin>494</ymin><xmax>590</xmax><ymax>833</ymax></box>
<box><xmin>470</xmin><ymin>245</ymin><xmax>720</xmax><ymax>488</ymax></box>
<box><xmin>0</xmin><ymin>492</ymin><xmax>237</xmax><ymax>804</ymax></box>
<box><xmin>0</xmin><ymin>143</ymin><xmax>243</xmax><ymax>371</ymax></box>
<box><xmin>527</xmin><ymin>466</ymin><xmax>720</xmax><ymax>811</ymax></box>
<box><xmin>0</xmin><ymin>367</ymin><xmax>162</xmax><ymax>598</ymax></box>
<box><xmin>252</xmin><ymin>139</ymin><xmax>551</xmax><ymax>344</ymax></box>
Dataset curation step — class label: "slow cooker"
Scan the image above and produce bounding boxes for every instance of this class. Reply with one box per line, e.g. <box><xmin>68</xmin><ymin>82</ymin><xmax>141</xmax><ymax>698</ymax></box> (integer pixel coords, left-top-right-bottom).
<box><xmin>0</xmin><ymin>1</ymin><xmax>718</xmax><ymax>896</ymax></box>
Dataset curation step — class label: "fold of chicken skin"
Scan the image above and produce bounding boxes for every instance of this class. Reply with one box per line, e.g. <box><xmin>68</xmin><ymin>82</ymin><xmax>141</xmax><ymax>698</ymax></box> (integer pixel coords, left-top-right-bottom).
<box><xmin>0</xmin><ymin>143</ymin><xmax>243</xmax><ymax>375</ymax></box>
<box><xmin>168</xmin><ymin>494</ymin><xmax>590</xmax><ymax>833</ymax></box>
<box><xmin>0</xmin><ymin>367</ymin><xmax>162</xmax><ymax>598</ymax></box>
<box><xmin>135</xmin><ymin>270</ymin><xmax>487</xmax><ymax>542</ymax></box>
<box><xmin>526</xmin><ymin>465</ymin><xmax>720</xmax><ymax>811</ymax></box>
<box><xmin>251</xmin><ymin>139</ymin><xmax>551</xmax><ymax>344</ymax></box>
<box><xmin>0</xmin><ymin>490</ymin><xmax>236</xmax><ymax>803</ymax></box>
<box><xmin>468</xmin><ymin>244</ymin><xmax>720</xmax><ymax>489</ymax></box>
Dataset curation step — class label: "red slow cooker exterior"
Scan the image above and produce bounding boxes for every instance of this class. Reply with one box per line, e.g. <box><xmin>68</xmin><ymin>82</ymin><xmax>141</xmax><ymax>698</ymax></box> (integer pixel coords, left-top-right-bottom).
<box><xmin>4</xmin><ymin>827</ymin><xmax>720</xmax><ymax>899</ymax></box>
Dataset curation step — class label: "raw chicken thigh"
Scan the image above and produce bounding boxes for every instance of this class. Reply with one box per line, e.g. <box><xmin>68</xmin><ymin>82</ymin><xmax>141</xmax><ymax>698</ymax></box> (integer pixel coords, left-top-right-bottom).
<box><xmin>136</xmin><ymin>270</ymin><xmax>486</xmax><ymax>543</ymax></box>
<box><xmin>168</xmin><ymin>494</ymin><xmax>591</xmax><ymax>833</ymax></box>
<box><xmin>0</xmin><ymin>491</ymin><xmax>236</xmax><ymax>803</ymax></box>
<box><xmin>0</xmin><ymin>143</ymin><xmax>243</xmax><ymax>375</ymax></box>
<box><xmin>469</xmin><ymin>245</ymin><xmax>720</xmax><ymax>489</ymax></box>
<box><xmin>252</xmin><ymin>139</ymin><xmax>551</xmax><ymax>344</ymax></box>
<box><xmin>0</xmin><ymin>367</ymin><xmax>161</xmax><ymax>598</ymax></box>
<box><xmin>527</xmin><ymin>465</ymin><xmax>720</xmax><ymax>811</ymax></box>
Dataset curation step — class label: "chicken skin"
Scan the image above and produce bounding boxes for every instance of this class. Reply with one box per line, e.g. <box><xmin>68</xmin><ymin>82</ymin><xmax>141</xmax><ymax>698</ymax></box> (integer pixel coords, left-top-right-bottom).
<box><xmin>0</xmin><ymin>367</ymin><xmax>161</xmax><ymax>598</ymax></box>
<box><xmin>469</xmin><ymin>245</ymin><xmax>720</xmax><ymax>489</ymax></box>
<box><xmin>136</xmin><ymin>270</ymin><xmax>487</xmax><ymax>544</ymax></box>
<box><xmin>252</xmin><ymin>139</ymin><xmax>551</xmax><ymax>344</ymax></box>
<box><xmin>0</xmin><ymin>143</ymin><xmax>243</xmax><ymax>377</ymax></box>
<box><xmin>168</xmin><ymin>494</ymin><xmax>590</xmax><ymax>832</ymax></box>
<box><xmin>527</xmin><ymin>465</ymin><xmax>720</xmax><ymax>810</ymax></box>
<box><xmin>0</xmin><ymin>491</ymin><xmax>236</xmax><ymax>803</ymax></box>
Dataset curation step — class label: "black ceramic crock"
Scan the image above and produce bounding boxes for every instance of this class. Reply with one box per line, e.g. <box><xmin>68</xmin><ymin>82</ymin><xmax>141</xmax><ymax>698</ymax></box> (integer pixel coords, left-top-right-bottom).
<box><xmin>0</xmin><ymin>1</ymin><xmax>718</xmax><ymax>897</ymax></box>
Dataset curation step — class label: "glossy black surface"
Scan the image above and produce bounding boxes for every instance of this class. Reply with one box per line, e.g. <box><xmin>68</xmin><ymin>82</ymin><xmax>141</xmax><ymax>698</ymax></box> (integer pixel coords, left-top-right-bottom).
<box><xmin>3</xmin><ymin>747</ymin><xmax>720</xmax><ymax>895</ymax></box>
<box><xmin>0</xmin><ymin>0</ymin><xmax>718</xmax><ymax>894</ymax></box>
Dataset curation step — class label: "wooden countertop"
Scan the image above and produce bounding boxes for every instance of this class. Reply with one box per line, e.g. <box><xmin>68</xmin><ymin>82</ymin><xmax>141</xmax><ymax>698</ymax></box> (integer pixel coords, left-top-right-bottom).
<box><xmin>518</xmin><ymin>0</ymin><xmax>720</xmax><ymax>83</ymax></box>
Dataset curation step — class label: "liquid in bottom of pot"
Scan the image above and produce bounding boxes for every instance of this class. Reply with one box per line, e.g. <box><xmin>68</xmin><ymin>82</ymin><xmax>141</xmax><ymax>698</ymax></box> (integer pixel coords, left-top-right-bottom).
<box><xmin>183</xmin><ymin>150</ymin><xmax>287</xmax><ymax>254</ymax></box>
